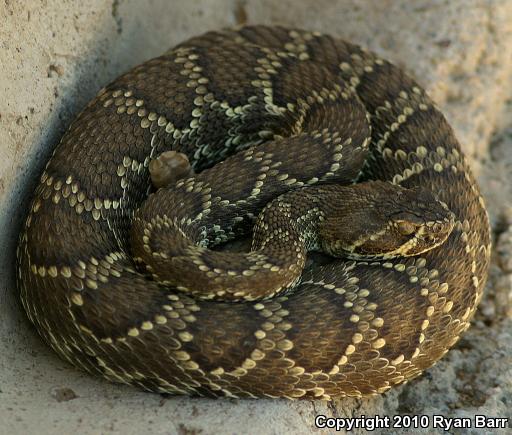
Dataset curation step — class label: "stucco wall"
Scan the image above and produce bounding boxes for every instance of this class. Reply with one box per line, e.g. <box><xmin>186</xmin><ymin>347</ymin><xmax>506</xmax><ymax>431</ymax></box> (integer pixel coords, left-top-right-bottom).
<box><xmin>2</xmin><ymin>1</ymin><xmax>512</xmax><ymax>434</ymax></box>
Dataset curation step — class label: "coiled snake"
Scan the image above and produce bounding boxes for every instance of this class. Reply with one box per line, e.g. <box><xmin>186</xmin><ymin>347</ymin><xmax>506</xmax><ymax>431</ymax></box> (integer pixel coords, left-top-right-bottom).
<box><xmin>17</xmin><ymin>26</ymin><xmax>491</xmax><ymax>399</ymax></box>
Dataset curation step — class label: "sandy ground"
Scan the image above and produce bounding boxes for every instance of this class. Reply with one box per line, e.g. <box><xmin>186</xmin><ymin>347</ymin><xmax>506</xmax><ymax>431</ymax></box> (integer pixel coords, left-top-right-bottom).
<box><xmin>1</xmin><ymin>1</ymin><xmax>512</xmax><ymax>434</ymax></box>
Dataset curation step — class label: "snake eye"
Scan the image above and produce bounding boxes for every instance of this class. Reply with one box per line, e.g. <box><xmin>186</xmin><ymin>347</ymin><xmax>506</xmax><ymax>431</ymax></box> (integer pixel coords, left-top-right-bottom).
<box><xmin>396</xmin><ymin>221</ymin><xmax>416</xmax><ymax>236</ymax></box>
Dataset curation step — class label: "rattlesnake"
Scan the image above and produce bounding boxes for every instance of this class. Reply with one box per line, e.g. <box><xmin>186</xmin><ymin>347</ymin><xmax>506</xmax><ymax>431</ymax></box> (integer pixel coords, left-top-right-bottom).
<box><xmin>17</xmin><ymin>26</ymin><xmax>491</xmax><ymax>399</ymax></box>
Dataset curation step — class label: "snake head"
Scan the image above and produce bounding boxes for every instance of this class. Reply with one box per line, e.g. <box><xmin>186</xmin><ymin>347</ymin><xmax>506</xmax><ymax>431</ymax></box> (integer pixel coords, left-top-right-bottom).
<box><xmin>319</xmin><ymin>181</ymin><xmax>456</xmax><ymax>259</ymax></box>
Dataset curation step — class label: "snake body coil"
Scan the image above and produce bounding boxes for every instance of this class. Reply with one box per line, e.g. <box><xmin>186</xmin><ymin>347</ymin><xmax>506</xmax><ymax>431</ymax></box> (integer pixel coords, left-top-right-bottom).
<box><xmin>17</xmin><ymin>26</ymin><xmax>491</xmax><ymax>399</ymax></box>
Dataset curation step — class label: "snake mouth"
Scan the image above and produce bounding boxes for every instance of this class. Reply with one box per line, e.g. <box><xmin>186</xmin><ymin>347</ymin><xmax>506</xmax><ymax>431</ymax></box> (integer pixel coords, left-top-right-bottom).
<box><xmin>402</xmin><ymin>215</ymin><xmax>456</xmax><ymax>256</ymax></box>
<box><xmin>346</xmin><ymin>214</ymin><xmax>456</xmax><ymax>260</ymax></box>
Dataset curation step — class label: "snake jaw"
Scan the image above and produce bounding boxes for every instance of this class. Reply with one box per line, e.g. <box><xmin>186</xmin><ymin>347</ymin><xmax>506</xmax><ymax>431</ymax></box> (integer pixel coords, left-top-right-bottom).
<box><xmin>407</xmin><ymin>213</ymin><xmax>456</xmax><ymax>255</ymax></box>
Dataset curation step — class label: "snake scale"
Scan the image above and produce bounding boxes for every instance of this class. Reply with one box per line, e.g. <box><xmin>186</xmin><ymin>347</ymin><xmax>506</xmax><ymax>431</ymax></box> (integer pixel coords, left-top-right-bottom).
<box><xmin>17</xmin><ymin>26</ymin><xmax>491</xmax><ymax>399</ymax></box>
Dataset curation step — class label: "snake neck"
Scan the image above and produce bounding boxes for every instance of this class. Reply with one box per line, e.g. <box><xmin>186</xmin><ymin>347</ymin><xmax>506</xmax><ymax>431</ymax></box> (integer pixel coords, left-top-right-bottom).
<box><xmin>131</xmin><ymin>189</ymin><xmax>327</xmax><ymax>302</ymax></box>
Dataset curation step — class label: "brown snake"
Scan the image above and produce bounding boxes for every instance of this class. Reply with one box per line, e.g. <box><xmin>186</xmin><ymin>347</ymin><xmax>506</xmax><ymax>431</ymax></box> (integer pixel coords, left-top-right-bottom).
<box><xmin>17</xmin><ymin>26</ymin><xmax>491</xmax><ymax>399</ymax></box>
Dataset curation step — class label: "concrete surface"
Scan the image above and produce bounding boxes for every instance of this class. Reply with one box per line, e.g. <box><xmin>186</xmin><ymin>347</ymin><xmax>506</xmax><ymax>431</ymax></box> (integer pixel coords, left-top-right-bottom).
<box><xmin>2</xmin><ymin>1</ymin><xmax>512</xmax><ymax>434</ymax></box>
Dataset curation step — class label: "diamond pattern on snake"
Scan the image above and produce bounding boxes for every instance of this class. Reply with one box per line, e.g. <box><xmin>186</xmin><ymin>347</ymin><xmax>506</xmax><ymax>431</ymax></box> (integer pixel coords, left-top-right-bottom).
<box><xmin>17</xmin><ymin>26</ymin><xmax>491</xmax><ymax>399</ymax></box>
